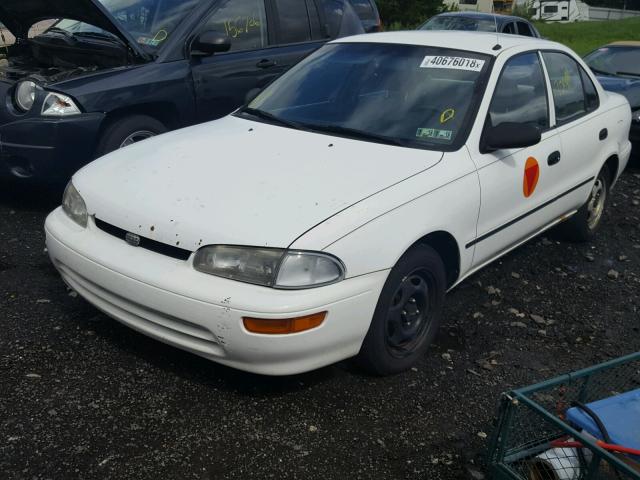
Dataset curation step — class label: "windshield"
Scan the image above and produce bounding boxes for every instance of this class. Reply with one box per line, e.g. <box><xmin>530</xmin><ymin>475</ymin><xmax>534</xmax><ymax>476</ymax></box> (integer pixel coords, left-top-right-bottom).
<box><xmin>584</xmin><ymin>46</ymin><xmax>640</xmax><ymax>78</ymax></box>
<box><xmin>420</xmin><ymin>16</ymin><xmax>498</xmax><ymax>32</ymax></box>
<box><xmin>244</xmin><ymin>43</ymin><xmax>491</xmax><ymax>150</ymax></box>
<box><xmin>46</xmin><ymin>0</ymin><xmax>200</xmax><ymax>50</ymax></box>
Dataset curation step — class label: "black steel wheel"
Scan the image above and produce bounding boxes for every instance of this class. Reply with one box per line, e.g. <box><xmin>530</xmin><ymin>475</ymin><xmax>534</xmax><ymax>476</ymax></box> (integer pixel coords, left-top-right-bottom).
<box><xmin>357</xmin><ymin>244</ymin><xmax>446</xmax><ymax>375</ymax></box>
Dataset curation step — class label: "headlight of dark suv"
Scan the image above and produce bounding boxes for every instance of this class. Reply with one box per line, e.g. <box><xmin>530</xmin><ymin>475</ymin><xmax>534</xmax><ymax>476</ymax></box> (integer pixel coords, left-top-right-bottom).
<box><xmin>14</xmin><ymin>80</ymin><xmax>37</xmax><ymax>112</ymax></box>
<box><xmin>633</xmin><ymin>109</ymin><xmax>640</xmax><ymax>124</ymax></box>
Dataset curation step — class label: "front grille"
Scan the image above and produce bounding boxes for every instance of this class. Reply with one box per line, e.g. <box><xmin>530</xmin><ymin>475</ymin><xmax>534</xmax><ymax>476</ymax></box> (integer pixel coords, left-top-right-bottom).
<box><xmin>94</xmin><ymin>218</ymin><xmax>192</xmax><ymax>261</ymax></box>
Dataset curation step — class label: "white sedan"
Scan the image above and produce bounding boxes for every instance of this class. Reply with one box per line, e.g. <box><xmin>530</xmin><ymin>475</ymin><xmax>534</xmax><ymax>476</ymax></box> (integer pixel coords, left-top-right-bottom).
<box><xmin>45</xmin><ymin>31</ymin><xmax>632</xmax><ymax>375</ymax></box>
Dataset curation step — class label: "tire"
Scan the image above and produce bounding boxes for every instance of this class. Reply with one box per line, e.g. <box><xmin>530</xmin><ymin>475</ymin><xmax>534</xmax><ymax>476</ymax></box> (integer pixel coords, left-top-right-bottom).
<box><xmin>559</xmin><ymin>165</ymin><xmax>611</xmax><ymax>242</ymax></box>
<box><xmin>95</xmin><ymin>115</ymin><xmax>167</xmax><ymax>157</ymax></box>
<box><xmin>356</xmin><ymin>244</ymin><xmax>446</xmax><ymax>375</ymax></box>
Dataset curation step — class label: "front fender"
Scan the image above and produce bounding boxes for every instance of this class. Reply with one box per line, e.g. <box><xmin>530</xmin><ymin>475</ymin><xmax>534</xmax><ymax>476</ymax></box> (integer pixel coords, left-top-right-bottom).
<box><xmin>291</xmin><ymin>150</ymin><xmax>480</xmax><ymax>280</ymax></box>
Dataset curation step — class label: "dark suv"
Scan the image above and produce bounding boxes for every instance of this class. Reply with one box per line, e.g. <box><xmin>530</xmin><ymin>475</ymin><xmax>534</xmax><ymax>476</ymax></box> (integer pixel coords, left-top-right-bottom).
<box><xmin>0</xmin><ymin>0</ymin><xmax>369</xmax><ymax>182</ymax></box>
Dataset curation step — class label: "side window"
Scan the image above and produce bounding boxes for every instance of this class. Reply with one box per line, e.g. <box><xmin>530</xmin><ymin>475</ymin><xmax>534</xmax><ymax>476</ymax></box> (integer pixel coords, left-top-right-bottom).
<box><xmin>273</xmin><ymin>0</ymin><xmax>312</xmax><ymax>44</ymax></box>
<box><xmin>542</xmin><ymin>52</ymin><xmax>587</xmax><ymax>124</ymax></box>
<box><xmin>489</xmin><ymin>52</ymin><xmax>549</xmax><ymax>129</ymax></box>
<box><xmin>579</xmin><ymin>67</ymin><xmax>600</xmax><ymax>112</ymax></box>
<box><xmin>502</xmin><ymin>22</ymin><xmax>516</xmax><ymax>34</ymax></box>
<box><xmin>202</xmin><ymin>0</ymin><xmax>267</xmax><ymax>53</ymax></box>
<box><xmin>517</xmin><ymin>21</ymin><xmax>534</xmax><ymax>37</ymax></box>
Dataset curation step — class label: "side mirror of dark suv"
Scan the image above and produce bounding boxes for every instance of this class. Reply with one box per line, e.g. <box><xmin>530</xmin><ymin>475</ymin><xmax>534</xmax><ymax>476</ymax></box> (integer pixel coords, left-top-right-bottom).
<box><xmin>191</xmin><ymin>31</ymin><xmax>232</xmax><ymax>57</ymax></box>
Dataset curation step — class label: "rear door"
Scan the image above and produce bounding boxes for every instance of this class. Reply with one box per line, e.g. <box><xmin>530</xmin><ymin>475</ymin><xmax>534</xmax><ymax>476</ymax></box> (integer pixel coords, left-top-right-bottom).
<box><xmin>539</xmin><ymin>51</ymin><xmax>605</xmax><ymax>212</ymax></box>
<box><xmin>255</xmin><ymin>0</ymin><xmax>327</xmax><ymax>81</ymax></box>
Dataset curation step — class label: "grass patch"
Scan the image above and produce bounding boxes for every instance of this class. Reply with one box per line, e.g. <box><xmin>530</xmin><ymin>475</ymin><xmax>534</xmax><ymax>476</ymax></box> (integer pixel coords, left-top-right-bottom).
<box><xmin>536</xmin><ymin>18</ymin><xmax>640</xmax><ymax>55</ymax></box>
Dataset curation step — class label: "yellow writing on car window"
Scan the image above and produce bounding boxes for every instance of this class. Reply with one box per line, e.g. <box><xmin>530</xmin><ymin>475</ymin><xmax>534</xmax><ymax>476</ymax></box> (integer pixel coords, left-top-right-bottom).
<box><xmin>224</xmin><ymin>15</ymin><xmax>261</xmax><ymax>38</ymax></box>
<box><xmin>553</xmin><ymin>68</ymin><xmax>572</xmax><ymax>91</ymax></box>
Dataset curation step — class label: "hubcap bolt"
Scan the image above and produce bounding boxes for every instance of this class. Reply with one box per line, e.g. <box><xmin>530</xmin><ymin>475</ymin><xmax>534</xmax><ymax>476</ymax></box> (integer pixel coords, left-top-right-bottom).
<box><xmin>409</xmin><ymin>298</ymin><xmax>416</xmax><ymax>304</ymax></box>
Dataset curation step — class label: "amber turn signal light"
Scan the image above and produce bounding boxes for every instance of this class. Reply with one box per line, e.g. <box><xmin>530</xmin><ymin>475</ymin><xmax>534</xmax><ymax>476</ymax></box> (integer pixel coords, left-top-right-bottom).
<box><xmin>242</xmin><ymin>312</ymin><xmax>327</xmax><ymax>335</ymax></box>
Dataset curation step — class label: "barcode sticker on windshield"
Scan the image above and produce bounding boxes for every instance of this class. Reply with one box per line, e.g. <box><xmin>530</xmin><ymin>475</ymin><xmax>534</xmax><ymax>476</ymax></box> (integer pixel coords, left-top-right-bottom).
<box><xmin>420</xmin><ymin>56</ymin><xmax>485</xmax><ymax>72</ymax></box>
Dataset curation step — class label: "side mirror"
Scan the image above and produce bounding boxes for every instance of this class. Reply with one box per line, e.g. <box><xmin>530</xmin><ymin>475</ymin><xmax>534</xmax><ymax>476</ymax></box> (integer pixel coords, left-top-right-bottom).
<box><xmin>245</xmin><ymin>87</ymin><xmax>262</xmax><ymax>105</ymax></box>
<box><xmin>483</xmin><ymin>122</ymin><xmax>541</xmax><ymax>152</ymax></box>
<box><xmin>191</xmin><ymin>31</ymin><xmax>231</xmax><ymax>57</ymax></box>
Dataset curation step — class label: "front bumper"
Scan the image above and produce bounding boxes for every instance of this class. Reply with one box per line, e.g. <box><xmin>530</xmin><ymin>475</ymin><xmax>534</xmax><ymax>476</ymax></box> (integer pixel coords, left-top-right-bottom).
<box><xmin>45</xmin><ymin>207</ymin><xmax>387</xmax><ymax>375</ymax></box>
<box><xmin>0</xmin><ymin>113</ymin><xmax>105</xmax><ymax>182</ymax></box>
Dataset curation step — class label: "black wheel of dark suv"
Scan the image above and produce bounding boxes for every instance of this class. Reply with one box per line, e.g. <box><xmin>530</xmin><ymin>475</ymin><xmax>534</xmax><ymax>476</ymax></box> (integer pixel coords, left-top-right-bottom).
<box><xmin>96</xmin><ymin>115</ymin><xmax>167</xmax><ymax>157</ymax></box>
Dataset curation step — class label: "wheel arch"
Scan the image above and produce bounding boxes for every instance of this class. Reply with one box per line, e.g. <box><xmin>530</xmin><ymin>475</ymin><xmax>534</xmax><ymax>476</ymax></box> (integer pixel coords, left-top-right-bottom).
<box><xmin>96</xmin><ymin>102</ymin><xmax>180</xmax><ymax>140</ymax></box>
<box><xmin>412</xmin><ymin>230</ymin><xmax>461</xmax><ymax>289</ymax></box>
<box><xmin>603</xmin><ymin>154</ymin><xmax>619</xmax><ymax>185</ymax></box>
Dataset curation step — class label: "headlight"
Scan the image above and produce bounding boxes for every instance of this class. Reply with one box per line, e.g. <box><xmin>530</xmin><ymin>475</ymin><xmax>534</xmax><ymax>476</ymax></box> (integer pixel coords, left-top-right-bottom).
<box><xmin>633</xmin><ymin>109</ymin><xmax>640</xmax><ymax>123</ymax></box>
<box><xmin>193</xmin><ymin>245</ymin><xmax>345</xmax><ymax>289</ymax></box>
<box><xmin>62</xmin><ymin>182</ymin><xmax>88</xmax><ymax>228</ymax></box>
<box><xmin>42</xmin><ymin>92</ymin><xmax>81</xmax><ymax>116</ymax></box>
<box><xmin>14</xmin><ymin>80</ymin><xmax>37</xmax><ymax>112</ymax></box>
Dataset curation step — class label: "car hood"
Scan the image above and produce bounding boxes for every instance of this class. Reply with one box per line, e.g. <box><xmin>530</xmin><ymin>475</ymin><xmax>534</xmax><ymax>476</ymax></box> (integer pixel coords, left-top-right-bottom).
<box><xmin>74</xmin><ymin>116</ymin><xmax>443</xmax><ymax>251</ymax></box>
<box><xmin>596</xmin><ymin>74</ymin><xmax>640</xmax><ymax>110</ymax></box>
<box><xmin>0</xmin><ymin>0</ymin><xmax>148</xmax><ymax>59</ymax></box>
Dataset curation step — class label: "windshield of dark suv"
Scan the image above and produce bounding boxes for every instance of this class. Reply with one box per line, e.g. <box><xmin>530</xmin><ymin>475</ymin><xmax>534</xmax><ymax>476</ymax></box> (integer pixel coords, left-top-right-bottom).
<box><xmin>44</xmin><ymin>0</ymin><xmax>200</xmax><ymax>50</ymax></box>
<box><xmin>243</xmin><ymin>43</ymin><xmax>491</xmax><ymax>151</ymax></box>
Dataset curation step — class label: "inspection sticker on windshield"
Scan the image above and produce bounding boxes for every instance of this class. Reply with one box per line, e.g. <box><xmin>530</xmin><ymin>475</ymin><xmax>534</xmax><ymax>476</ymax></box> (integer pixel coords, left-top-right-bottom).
<box><xmin>420</xmin><ymin>56</ymin><xmax>485</xmax><ymax>72</ymax></box>
<box><xmin>416</xmin><ymin>128</ymin><xmax>452</xmax><ymax>140</ymax></box>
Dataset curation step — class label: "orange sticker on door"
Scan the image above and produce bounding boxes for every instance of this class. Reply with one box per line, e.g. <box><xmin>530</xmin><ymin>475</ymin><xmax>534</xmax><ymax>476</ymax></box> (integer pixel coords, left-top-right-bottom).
<box><xmin>523</xmin><ymin>157</ymin><xmax>540</xmax><ymax>198</ymax></box>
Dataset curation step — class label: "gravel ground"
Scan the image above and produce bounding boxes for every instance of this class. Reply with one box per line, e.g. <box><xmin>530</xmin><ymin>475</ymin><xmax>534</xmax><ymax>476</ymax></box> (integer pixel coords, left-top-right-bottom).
<box><xmin>1</xmin><ymin>168</ymin><xmax>639</xmax><ymax>480</ymax></box>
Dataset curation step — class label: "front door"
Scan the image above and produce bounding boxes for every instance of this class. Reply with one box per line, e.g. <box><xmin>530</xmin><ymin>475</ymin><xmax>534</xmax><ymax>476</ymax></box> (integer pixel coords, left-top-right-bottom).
<box><xmin>190</xmin><ymin>0</ymin><xmax>273</xmax><ymax>122</ymax></box>
<box><xmin>190</xmin><ymin>0</ymin><xmax>323</xmax><ymax>123</ymax></box>
<box><xmin>469</xmin><ymin>51</ymin><xmax>562</xmax><ymax>267</ymax></box>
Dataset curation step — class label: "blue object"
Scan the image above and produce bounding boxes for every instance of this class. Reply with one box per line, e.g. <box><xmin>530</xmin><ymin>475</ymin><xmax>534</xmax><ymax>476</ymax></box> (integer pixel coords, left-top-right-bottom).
<box><xmin>566</xmin><ymin>388</ymin><xmax>640</xmax><ymax>460</ymax></box>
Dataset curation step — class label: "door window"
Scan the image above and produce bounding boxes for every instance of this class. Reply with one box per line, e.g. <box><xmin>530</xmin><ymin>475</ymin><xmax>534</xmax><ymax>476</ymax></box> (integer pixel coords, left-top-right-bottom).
<box><xmin>579</xmin><ymin>67</ymin><xmax>600</xmax><ymax>112</ymax></box>
<box><xmin>516</xmin><ymin>21</ymin><xmax>534</xmax><ymax>37</ymax></box>
<box><xmin>542</xmin><ymin>52</ymin><xmax>587</xmax><ymax>124</ymax></box>
<box><xmin>202</xmin><ymin>0</ymin><xmax>267</xmax><ymax>52</ymax></box>
<box><xmin>273</xmin><ymin>0</ymin><xmax>312</xmax><ymax>44</ymax></box>
<box><xmin>502</xmin><ymin>22</ymin><xmax>516</xmax><ymax>34</ymax></box>
<box><xmin>488</xmin><ymin>52</ymin><xmax>549</xmax><ymax>129</ymax></box>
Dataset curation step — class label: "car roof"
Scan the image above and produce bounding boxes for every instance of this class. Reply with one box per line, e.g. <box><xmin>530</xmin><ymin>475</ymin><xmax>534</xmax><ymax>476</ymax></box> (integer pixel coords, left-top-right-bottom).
<box><xmin>334</xmin><ymin>30</ymin><xmax>559</xmax><ymax>57</ymax></box>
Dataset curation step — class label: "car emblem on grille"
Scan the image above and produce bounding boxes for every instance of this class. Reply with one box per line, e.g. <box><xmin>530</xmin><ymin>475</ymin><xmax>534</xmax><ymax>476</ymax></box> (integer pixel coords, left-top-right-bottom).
<box><xmin>125</xmin><ymin>232</ymin><xmax>141</xmax><ymax>247</ymax></box>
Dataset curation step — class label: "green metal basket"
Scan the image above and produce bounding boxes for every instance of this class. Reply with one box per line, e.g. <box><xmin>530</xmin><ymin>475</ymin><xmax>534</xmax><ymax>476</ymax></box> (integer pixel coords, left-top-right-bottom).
<box><xmin>487</xmin><ymin>352</ymin><xmax>640</xmax><ymax>480</ymax></box>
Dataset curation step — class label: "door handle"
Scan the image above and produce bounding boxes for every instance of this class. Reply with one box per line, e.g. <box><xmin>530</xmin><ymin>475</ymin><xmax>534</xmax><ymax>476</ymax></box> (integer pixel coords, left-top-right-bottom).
<box><xmin>547</xmin><ymin>151</ymin><xmax>561</xmax><ymax>166</ymax></box>
<box><xmin>256</xmin><ymin>59</ymin><xmax>276</xmax><ymax>69</ymax></box>
<box><xmin>599</xmin><ymin>128</ymin><xmax>608</xmax><ymax>141</ymax></box>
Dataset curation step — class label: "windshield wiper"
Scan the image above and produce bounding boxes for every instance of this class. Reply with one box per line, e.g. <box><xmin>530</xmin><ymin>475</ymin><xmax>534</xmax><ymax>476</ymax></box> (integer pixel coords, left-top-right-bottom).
<box><xmin>42</xmin><ymin>27</ymin><xmax>77</xmax><ymax>41</ymax></box>
<box><xmin>616</xmin><ymin>71</ymin><xmax>640</xmax><ymax>79</ymax></box>
<box><xmin>240</xmin><ymin>107</ymin><xmax>307</xmax><ymax>130</ymax></box>
<box><xmin>73</xmin><ymin>31</ymin><xmax>124</xmax><ymax>45</ymax></box>
<box><xmin>588</xmin><ymin>66</ymin><xmax>612</xmax><ymax>76</ymax></box>
<box><xmin>301</xmin><ymin>123</ymin><xmax>408</xmax><ymax>147</ymax></box>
